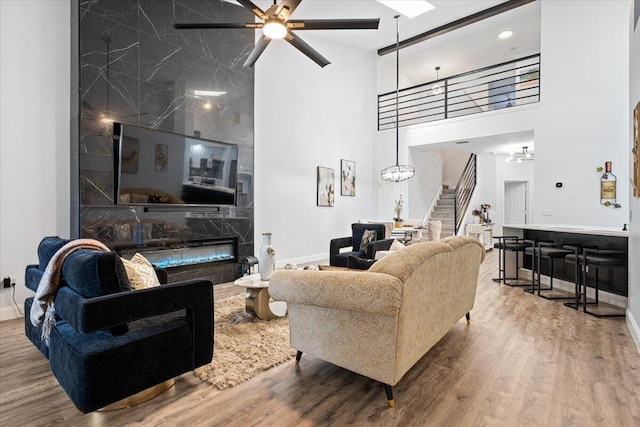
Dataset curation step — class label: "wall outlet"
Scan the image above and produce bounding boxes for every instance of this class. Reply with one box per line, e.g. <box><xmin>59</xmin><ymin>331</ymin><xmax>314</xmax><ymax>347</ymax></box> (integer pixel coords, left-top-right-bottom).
<box><xmin>2</xmin><ymin>276</ymin><xmax>15</xmax><ymax>289</ymax></box>
<box><xmin>542</xmin><ymin>209</ymin><xmax>552</xmax><ymax>216</ymax></box>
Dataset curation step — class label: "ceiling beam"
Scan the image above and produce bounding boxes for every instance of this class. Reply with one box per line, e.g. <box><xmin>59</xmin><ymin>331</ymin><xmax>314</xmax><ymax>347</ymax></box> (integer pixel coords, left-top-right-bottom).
<box><xmin>377</xmin><ymin>0</ymin><xmax>537</xmax><ymax>56</ymax></box>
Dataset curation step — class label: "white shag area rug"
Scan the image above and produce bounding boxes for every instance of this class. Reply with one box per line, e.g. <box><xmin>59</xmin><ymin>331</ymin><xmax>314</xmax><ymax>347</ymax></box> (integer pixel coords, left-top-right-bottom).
<box><xmin>193</xmin><ymin>294</ymin><xmax>296</xmax><ymax>390</ymax></box>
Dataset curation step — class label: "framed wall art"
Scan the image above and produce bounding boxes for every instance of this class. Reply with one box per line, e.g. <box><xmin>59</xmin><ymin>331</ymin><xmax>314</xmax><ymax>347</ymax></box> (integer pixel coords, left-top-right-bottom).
<box><xmin>633</xmin><ymin>101</ymin><xmax>639</xmax><ymax>197</ymax></box>
<box><xmin>341</xmin><ymin>159</ymin><xmax>356</xmax><ymax>196</ymax></box>
<box><xmin>317</xmin><ymin>166</ymin><xmax>335</xmax><ymax>207</ymax></box>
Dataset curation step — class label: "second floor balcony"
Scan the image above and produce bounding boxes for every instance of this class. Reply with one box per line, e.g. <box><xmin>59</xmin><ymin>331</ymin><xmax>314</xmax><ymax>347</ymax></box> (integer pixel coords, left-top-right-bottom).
<box><xmin>378</xmin><ymin>53</ymin><xmax>540</xmax><ymax>131</ymax></box>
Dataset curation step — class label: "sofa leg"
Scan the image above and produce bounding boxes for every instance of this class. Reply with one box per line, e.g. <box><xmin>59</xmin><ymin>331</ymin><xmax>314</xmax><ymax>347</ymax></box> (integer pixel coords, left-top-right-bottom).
<box><xmin>295</xmin><ymin>351</ymin><xmax>303</xmax><ymax>365</ymax></box>
<box><xmin>383</xmin><ymin>384</ymin><xmax>394</xmax><ymax>407</ymax></box>
<box><xmin>465</xmin><ymin>312</ymin><xmax>471</xmax><ymax>325</ymax></box>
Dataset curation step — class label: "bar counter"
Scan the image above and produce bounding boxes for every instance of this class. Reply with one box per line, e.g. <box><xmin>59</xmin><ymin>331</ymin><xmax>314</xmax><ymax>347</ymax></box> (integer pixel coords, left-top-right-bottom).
<box><xmin>503</xmin><ymin>224</ymin><xmax>629</xmax><ymax>297</ymax></box>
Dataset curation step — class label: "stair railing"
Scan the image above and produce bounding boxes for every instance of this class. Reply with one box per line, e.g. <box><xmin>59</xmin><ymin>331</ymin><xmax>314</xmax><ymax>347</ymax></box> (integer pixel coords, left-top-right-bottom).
<box><xmin>378</xmin><ymin>53</ymin><xmax>540</xmax><ymax>130</ymax></box>
<box><xmin>453</xmin><ymin>154</ymin><xmax>477</xmax><ymax>235</ymax></box>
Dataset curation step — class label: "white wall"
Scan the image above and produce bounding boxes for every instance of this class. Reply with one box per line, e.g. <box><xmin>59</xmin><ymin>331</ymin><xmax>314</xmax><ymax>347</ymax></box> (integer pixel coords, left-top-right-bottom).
<box><xmin>407</xmin><ymin>149</ymin><xmax>442</xmax><ymax>223</ymax></box>
<box><xmin>254</xmin><ymin>36</ymin><xmax>377</xmax><ymax>265</ymax></box>
<box><xmin>535</xmin><ymin>1</ymin><xmax>629</xmax><ymax>227</ymax></box>
<box><xmin>374</xmin><ymin>1</ymin><xmax>630</xmax><ymax>229</ymax></box>
<box><xmin>627</xmin><ymin>0</ymin><xmax>640</xmax><ymax>351</ymax></box>
<box><xmin>442</xmin><ymin>149</ymin><xmax>471</xmax><ymax>187</ymax></box>
<box><xmin>480</xmin><ymin>154</ymin><xmax>535</xmax><ymax>236</ymax></box>
<box><xmin>0</xmin><ymin>0</ymin><xmax>71</xmax><ymax>320</ymax></box>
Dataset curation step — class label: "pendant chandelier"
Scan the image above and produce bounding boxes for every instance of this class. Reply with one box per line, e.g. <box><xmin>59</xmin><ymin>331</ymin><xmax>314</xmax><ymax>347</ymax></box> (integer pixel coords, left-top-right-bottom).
<box><xmin>431</xmin><ymin>66</ymin><xmax>442</xmax><ymax>95</ymax></box>
<box><xmin>381</xmin><ymin>15</ymin><xmax>415</xmax><ymax>183</ymax></box>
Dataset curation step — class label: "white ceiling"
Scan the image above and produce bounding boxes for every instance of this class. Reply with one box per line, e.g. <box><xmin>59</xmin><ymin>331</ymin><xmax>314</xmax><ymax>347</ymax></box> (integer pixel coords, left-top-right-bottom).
<box><xmin>243</xmin><ymin>0</ymin><xmax>540</xmax><ymax>78</ymax></box>
<box><xmin>229</xmin><ymin>0</ymin><xmax>541</xmax><ymax>155</ymax></box>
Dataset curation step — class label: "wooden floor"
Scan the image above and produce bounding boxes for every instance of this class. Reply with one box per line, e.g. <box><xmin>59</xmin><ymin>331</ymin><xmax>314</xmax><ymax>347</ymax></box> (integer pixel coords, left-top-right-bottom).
<box><xmin>2</xmin><ymin>250</ymin><xmax>639</xmax><ymax>426</ymax></box>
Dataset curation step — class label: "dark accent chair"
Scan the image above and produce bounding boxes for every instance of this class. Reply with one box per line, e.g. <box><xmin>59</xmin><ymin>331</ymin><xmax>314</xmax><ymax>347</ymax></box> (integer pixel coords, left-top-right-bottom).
<box><xmin>329</xmin><ymin>223</ymin><xmax>393</xmax><ymax>267</ymax></box>
<box><xmin>24</xmin><ymin>236</ymin><xmax>213</xmax><ymax>413</ymax></box>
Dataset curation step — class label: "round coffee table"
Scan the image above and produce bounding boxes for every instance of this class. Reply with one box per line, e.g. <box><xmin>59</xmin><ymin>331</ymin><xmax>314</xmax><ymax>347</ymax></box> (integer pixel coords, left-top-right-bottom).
<box><xmin>233</xmin><ymin>273</ymin><xmax>287</xmax><ymax>321</ymax></box>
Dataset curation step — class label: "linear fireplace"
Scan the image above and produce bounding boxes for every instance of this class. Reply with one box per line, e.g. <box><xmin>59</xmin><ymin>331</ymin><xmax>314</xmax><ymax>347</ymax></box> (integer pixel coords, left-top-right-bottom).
<box><xmin>117</xmin><ymin>237</ymin><xmax>238</xmax><ymax>270</ymax></box>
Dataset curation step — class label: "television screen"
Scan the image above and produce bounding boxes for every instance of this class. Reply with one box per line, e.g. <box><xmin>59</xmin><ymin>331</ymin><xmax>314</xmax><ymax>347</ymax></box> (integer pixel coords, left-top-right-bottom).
<box><xmin>113</xmin><ymin>123</ymin><xmax>238</xmax><ymax>206</ymax></box>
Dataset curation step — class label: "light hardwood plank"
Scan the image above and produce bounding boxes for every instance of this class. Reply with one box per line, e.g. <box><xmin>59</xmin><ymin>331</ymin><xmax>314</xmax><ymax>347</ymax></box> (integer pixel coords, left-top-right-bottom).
<box><xmin>1</xmin><ymin>250</ymin><xmax>639</xmax><ymax>426</ymax></box>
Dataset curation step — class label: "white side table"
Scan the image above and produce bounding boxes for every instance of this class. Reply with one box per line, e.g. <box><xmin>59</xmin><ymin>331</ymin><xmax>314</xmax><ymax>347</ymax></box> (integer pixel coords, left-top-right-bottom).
<box><xmin>233</xmin><ymin>273</ymin><xmax>287</xmax><ymax>320</ymax></box>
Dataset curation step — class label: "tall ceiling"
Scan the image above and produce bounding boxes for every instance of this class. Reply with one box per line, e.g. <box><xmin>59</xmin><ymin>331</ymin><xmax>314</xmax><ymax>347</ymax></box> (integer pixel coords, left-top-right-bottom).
<box><xmin>241</xmin><ymin>0</ymin><xmax>540</xmax><ymax>81</ymax></box>
<box><xmin>226</xmin><ymin>0</ymin><xmax>541</xmax><ymax>154</ymax></box>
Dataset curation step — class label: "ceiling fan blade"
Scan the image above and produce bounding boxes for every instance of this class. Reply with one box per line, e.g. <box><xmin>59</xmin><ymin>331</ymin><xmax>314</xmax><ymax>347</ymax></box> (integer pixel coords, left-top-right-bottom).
<box><xmin>236</xmin><ymin>0</ymin><xmax>269</xmax><ymax>20</ymax></box>
<box><xmin>285</xmin><ymin>32</ymin><xmax>330</xmax><ymax>68</ymax></box>
<box><xmin>173</xmin><ymin>22</ymin><xmax>262</xmax><ymax>29</ymax></box>
<box><xmin>287</xmin><ymin>19</ymin><xmax>380</xmax><ymax>30</ymax></box>
<box><xmin>244</xmin><ymin>35</ymin><xmax>271</xmax><ymax>67</ymax></box>
<box><xmin>274</xmin><ymin>0</ymin><xmax>301</xmax><ymax>21</ymax></box>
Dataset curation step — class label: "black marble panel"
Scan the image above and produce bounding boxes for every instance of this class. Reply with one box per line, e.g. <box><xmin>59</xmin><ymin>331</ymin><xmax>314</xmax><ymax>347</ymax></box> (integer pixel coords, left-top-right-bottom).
<box><xmin>73</xmin><ymin>0</ymin><xmax>255</xmax><ymax>285</ymax></box>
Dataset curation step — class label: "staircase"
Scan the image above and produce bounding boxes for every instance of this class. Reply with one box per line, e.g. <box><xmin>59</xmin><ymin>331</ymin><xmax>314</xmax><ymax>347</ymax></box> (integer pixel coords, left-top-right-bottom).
<box><xmin>429</xmin><ymin>187</ymin><xmax>456</xmax><ymax>238</ymax></box>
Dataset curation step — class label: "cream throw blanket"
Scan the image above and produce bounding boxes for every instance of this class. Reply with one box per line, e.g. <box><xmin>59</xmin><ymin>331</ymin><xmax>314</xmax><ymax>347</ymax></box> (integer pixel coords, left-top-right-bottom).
<box><xmin>30</xmin><ymin>239</ymin><xmax>110</xmax><ymax>346</ymax></box>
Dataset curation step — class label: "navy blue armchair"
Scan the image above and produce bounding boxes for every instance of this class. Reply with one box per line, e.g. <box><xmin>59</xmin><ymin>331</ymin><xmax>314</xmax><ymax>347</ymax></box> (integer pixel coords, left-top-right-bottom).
<box><xmin>329</xmin><ymin>223</ymin><xmax>393</xmax><ymax>267</ymax></box>
<box><xmin>24</xmin><ymin>237</ymin><xmax>213</xmax><ymax>413</ymax></box>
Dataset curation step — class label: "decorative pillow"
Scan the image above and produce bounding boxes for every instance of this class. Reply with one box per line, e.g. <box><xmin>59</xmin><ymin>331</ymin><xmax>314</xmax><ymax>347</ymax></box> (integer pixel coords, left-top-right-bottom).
<box><xmin>121</xmin><ymin>253</ymin><xmax>161</xmax><ymax>290</ymax></box>
<box><xmin>62</xmin><ymin>249</ymin><xmax>132</xmax><ymax>298</ymax></box>
<box><xmin>389</xmin><ymin>239</ymin><xmax>405</xmax><ymax>251</ymax></box>
<box><xmin>374</xmin><ymin>240</ymin><xmax>406</xmax><ymax>260</ymax></box>
<box><xmin>359</xmin><ymin>230</ymin><xmax>377</xmax><ymax>252</ymax></box>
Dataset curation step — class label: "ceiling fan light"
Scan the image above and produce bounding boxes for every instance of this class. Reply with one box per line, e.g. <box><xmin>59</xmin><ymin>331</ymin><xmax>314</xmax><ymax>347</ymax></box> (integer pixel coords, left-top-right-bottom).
<box><xmin>431</xmin><ymin>83</ymin><xmax>442</xmax><ymax>95</ymax></box>
<box><xmin>263</xmin><ymin>20</ymin><xmax>287</xmax><ymax>39</ymax></box>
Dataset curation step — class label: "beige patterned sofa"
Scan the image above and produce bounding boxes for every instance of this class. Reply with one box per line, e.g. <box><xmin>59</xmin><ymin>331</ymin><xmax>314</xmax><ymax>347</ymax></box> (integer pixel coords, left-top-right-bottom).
<box><xmin>269</xmin><ymin>235</ymin><xmax>485</xmax><ymax>407</ymax></box>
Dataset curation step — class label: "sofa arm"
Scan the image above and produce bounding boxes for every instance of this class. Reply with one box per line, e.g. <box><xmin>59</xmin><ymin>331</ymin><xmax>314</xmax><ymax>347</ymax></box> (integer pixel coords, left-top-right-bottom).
<box><xmin>329</xmin><ymin>236</ymin><xmax>353</xmax><ymax>265</ymax></box>
<box><xmin>55</xmin><ymin>280</ymin><xmax>213</xmax><ymax>334</ymax></box>
<box><xmin>269</xmin><ymin>270</ymin><xmax>402</xmax><ymax>316</ymax></box>
<box><xmin>366</xmin><ymin>238</ymin><xmax>394</xmax><ymax>259</ymax></box>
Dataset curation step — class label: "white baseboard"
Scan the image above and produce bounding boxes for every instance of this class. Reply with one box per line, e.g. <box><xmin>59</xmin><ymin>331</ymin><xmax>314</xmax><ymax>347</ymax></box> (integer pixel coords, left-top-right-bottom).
<box><xmin>627</xmin><ymin>310</ymin><xmax>640</xmax><ymax>354</ymax></box>
<box><xmin>0</xmin><ymin>305</ymin><xmax>23</xmax><ymax>322</ymax></box>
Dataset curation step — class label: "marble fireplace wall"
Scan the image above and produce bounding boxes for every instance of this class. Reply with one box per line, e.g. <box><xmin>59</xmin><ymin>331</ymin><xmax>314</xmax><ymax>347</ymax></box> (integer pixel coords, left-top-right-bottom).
<box><xmin>74</xmin><ymin>0</ymin><xmax>255</xmax><ymax>283</ymax></box>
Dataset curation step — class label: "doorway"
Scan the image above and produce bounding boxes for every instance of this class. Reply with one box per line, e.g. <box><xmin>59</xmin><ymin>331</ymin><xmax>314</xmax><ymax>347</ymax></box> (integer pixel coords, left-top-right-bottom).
<box><xmin>504</xmin><ymin>181</ymin><xmax>528</xmax><ymax>224</ymax></box>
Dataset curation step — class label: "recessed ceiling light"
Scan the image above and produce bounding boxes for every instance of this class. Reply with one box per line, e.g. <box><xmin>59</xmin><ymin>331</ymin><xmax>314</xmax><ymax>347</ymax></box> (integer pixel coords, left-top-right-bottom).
<box><xmin>377</xmin><ymin>1</ymin><xmax>435</xmax><ymax>19</ymax></box>
<box><xmin>456</xmin><ymin>141</ymin><xmax>470</xmax><ymax>144</ymax></box>
<box><xmin>194</xmin><ymin>90</ymin><xmax>226</xmax><ymax>97</ymax></box>
<box><xmin>498</xmin><ymin>30</ymin><xmax>513</xmax><ymax>39</ymax></box>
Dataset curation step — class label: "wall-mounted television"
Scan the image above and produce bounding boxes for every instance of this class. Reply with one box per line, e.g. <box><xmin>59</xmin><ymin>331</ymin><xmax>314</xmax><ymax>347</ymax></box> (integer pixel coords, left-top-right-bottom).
<box><xmin>113</xmin><ymin>123</ymin><xmax>238</xmax><ymax>206</ymax></box>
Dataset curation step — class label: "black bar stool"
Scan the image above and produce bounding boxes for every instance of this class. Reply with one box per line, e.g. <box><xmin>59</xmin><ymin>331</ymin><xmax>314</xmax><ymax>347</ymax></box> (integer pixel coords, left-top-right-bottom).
<box><xmin>523</xmin><ymin>239</ymin><xmax>541</xmax><ymax>294</ymax></box>
<box><xmin>578</xmin><ymin>248</ymin><xmax>627</xmax><ymax>318</ymax></box>
<box><xmin>563</xmin><ymin>245</ymin><xmax>591</xmax><ymax>310</ymax></box>
<box><xmin>503</xmin><ymin>238</ymin><xmax>534</xmax><ymax>287</ymax></box>
<box><xmin>492</xmin><ymin>236</ymin><xmax>518</xmax><ymax>283</ymax></box>
<box><xmin>532</xmin><ymin>242</ymin><xmax>574</xmax><ymax>300</ymax></box>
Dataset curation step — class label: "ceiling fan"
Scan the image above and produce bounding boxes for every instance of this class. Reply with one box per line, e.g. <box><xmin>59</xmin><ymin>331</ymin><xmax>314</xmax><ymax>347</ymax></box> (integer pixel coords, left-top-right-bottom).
<box><xmin>173</xmin><ymin>0</ymin><xmax>380</xmax><ymax>68</ymax></box>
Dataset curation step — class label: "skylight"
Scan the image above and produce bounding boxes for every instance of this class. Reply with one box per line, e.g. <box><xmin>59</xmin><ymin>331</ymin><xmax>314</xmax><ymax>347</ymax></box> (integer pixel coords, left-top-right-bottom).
<box><xmin>377</xmin><ymin>0</ymin><xmax>435</xmax><ymax>19</ymax></box>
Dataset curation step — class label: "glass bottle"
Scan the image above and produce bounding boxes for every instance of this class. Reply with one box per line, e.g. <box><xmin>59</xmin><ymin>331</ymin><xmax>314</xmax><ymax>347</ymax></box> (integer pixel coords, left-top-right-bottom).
<box><xmin>600</xmin><ymin>161</ymin><xmax>616</xmax><ymax>206</ymax></box>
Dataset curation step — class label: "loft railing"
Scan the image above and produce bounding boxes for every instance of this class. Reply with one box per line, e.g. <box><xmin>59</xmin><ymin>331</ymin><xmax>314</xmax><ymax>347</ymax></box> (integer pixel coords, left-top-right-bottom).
<box><xmin>378</xmin><ymin>54</ymin><xmax>540</xmax><ymax>130</ymax></box>
<box><xmin>454</xmin><ymin>154</ymin><xmax>477</xmax><ymax>235</ymax></box>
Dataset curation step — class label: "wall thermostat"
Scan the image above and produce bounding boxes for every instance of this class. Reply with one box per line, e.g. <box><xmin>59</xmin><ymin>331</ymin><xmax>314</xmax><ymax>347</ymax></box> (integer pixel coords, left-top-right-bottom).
<box><xmin>555</xmin><ymin>182</ymin><xmax>563</xmax><ymax>188</ymax></box>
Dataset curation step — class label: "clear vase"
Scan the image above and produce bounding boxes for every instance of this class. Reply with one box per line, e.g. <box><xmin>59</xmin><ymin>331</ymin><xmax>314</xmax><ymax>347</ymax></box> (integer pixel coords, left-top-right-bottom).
<box><xmin>259</xmin><ymin>233</ymin><xmax>275</xmax><ymax>281</ymax></box>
